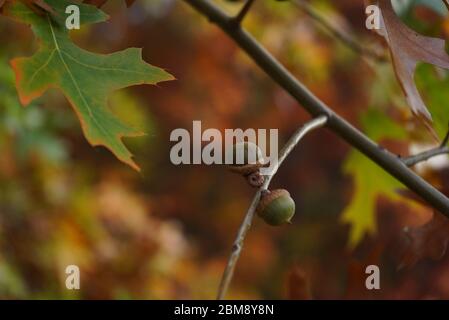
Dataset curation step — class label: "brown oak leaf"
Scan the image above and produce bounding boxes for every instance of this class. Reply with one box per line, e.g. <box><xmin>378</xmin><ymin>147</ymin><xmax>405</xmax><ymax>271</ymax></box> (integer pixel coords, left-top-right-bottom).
<box><xmin>378</xmin><ymin>0</ymin><xmax>449</xmax><ymax>130</ymax></box>
<box><xmin>398</xmin><ymin>211</ymin><xmax>449</xmax><ymax>269</ymax></box>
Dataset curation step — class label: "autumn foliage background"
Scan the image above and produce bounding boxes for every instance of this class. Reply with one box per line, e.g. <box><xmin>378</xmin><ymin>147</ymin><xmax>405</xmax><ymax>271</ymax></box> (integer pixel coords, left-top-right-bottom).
<box><xmin>1</xmin><ymin>0</ymin><xmax>449</xmax><ymax>299</ymax></box>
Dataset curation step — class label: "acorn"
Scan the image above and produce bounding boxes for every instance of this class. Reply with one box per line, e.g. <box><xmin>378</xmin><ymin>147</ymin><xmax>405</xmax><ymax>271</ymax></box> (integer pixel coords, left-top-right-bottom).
<box><xmin>227</xmin><ymin>141</ymin><xmax>266</xmax><ymax>175</ymax></box>
<box><xmin>256</xmin><ymin>189</ymin><xmax>296</xmax><ymax>226</ymax></box>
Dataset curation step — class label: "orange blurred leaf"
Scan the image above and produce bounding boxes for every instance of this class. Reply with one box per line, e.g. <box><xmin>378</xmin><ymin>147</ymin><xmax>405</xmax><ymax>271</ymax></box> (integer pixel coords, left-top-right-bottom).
<box><xmin>286</xmin><ymin>266</ymin><xmax>312</xmax><ymax>300</ymax></box>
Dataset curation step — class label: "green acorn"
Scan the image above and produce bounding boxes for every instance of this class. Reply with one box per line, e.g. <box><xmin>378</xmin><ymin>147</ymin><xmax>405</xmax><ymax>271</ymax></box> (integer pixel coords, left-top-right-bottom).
<box><xmin>256</xmin><ymin>189</ymin><xmax>296</xmax><ymax>226</ymax></box>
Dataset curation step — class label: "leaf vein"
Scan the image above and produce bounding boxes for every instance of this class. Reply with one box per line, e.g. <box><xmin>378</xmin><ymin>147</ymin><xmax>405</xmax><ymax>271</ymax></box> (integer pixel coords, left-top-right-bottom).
<box><xmin>61</xmin><ymin>50</ymin><xmax>150</xmax><ymax>75</ymax></box>
<box><xmin>27</xmin><ymin>49</ymin><xmax>56</xmax><ymax>87</ymax></box>
<box><xmin>47</xmin><ymin>15</ymin><xmax>115</xmax><ymax>146</ymax></box>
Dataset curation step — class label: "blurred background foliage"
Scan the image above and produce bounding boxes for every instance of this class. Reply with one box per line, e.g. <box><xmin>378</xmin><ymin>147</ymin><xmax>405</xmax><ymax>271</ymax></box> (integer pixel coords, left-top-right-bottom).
<box><xmin>1</xmin><ymin>0</ymin><xmax>449</xmax><ymax>299</ymax></box>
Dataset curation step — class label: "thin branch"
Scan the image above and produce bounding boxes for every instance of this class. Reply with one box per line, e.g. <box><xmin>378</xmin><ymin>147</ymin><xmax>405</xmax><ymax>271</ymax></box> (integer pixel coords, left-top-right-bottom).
<box><xmin>292</xmin><ymin>0</ymin><xmax>387</xmax><ymax>62</ymax></box>
<box><xmin>182</xmin><ymin>0</ymin><xmax>449</xmax><ymax>216</ymax></box>
<box><xmin>216</xmin><ymin>115</ymin><xmax>328</xmax><ymax>300</ymax></box>
<box><xmin>403</xmin><ymin>146</ymin><xmax>449</xmax><ymax>167</ymax></box>
<box><xmin>232</xmin><ymin>0</ymin><xmax>255</xmax><ymax>26</ymax></box>
<box><xmin>403</xmin><ymin>126</ymin><xmax>449</xmax><ymax>166</ymax></box>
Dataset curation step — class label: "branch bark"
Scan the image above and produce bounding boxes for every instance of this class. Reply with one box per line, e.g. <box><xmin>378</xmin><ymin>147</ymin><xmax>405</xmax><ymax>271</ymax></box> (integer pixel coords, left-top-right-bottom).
<box><xmin>182</xmin><ymin>0</ymin><xmax>449</xmax><ymax>216</ymax></box>
<box><xmin>216</xmin><ymin>115</ymin><xmax>328</xmax><ymax>300</ymax></box>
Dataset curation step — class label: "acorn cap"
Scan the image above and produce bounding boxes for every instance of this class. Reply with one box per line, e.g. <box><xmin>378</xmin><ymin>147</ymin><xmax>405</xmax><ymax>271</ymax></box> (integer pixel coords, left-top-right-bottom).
<box><xmin>256</xmin><ymin>189</ymin><xmax>295</xmax><ymax>226</ymax></box>
<box><xmin>227</xmin><ymin>162</ymin><xmax>265</xmax><ymax>175</ymax></box>
<box><xmin>227</xmin><ymin>142</ymin><xmax>267</xmax><ymax>175</ymax></box>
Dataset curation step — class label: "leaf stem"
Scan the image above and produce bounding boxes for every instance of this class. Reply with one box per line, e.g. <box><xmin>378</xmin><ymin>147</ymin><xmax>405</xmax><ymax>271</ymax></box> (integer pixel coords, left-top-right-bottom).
<box><xmin>440</xmin><ymin>126</ymin><xmax>449</xmax><ymax>148</ymax></box>
<box><xmin>216</xmin><ymin>115</ymin><xmax>328</xmax><ymax>300</ymax></box>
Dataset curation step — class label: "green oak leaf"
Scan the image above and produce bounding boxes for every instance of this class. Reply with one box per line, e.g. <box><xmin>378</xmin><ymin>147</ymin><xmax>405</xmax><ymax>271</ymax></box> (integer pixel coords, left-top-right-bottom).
<box><xmin>341</xmin><ymin>109</ymin><xmax>410</xmax><ymax>247</ymax></box>
<box><xmin>4</xmin><ymin>0</ymin><xmax>174</xmax><ymax>170</ymax></box>
<box><xmin>415</xmin><ymin>64</ymin><xmax>449</xmax><ymax>141</ymax></box>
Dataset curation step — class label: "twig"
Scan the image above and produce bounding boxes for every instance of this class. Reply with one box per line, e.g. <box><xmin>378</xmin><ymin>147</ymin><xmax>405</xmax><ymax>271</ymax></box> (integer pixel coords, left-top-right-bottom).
<box><xmin>440</xmin><ymin>126</ymin><xmax>449</xmax><ymax>147</ymax></box>
<box><xmin>232</xmin><ymin>0</ymin><xmax>255</xmax><ymax>26</ymax></box>
<box><xmin>292</xmin><ymin>0</ymin><xmax>387</xmax><ymax>62</ymax></box>
<box><xmin>402</xmin><ymin>126</ymin><xmax>449</xmax><ymax>166</ymax></box>
<box><xmin>403</xmin><ymin>146</ymin><xmax>449</xmax><ymax>167</ymax></box>
<box><xmin>216</xmin><ymin>115</ymin><xmax>328</xmax><ymax>300</ymax></box>
<box><xmin>182</xmin><ymin>0</ymin><xmax>449</xmax><ymax>216</ymax></box>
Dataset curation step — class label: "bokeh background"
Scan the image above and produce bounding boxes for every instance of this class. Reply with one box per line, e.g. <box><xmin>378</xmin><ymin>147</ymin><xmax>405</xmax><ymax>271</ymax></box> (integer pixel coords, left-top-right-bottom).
<box><xmin>1</xmin><ymin>0</ymin><xmax>449</xmax><ymax>299</ymax></box>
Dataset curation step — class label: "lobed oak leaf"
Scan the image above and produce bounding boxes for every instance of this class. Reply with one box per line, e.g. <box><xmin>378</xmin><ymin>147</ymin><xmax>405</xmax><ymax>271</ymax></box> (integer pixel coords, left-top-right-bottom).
<box><xmin>397</xmin><ymin>189</ymin><xmax>449</xmax><ymax>269</ymax></box>
<box><xmin>341</xmin><ymin>108</ymin><xmax>410</xmax><ymax>247</ymax></box>
<box><xmin>4</xmin><ymin>0</ymin><xmax>174</xmax><ymax>170</ymax></box>
<box><xmin>377</xmin><ymin>0</ymin><xmax>449</xmax><ymax>132</ymax></box>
